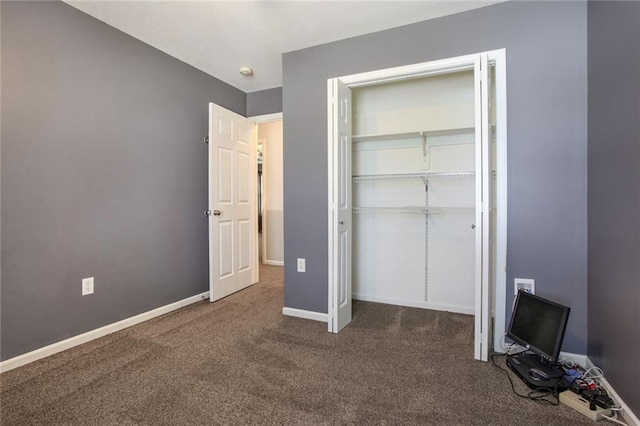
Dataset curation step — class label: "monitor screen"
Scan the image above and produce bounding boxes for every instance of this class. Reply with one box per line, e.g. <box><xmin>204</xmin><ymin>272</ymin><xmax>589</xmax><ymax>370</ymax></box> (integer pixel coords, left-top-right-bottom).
<box><xmin>506</xmin><ymin>291</ymin><xmax>570</xmax><ymax>362</ymax></box>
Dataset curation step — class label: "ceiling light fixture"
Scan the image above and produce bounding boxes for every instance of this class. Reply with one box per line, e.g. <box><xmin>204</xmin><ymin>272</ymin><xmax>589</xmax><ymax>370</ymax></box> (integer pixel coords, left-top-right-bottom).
<box><xmin>239</xmin><ymin>67</ymin><xmax>254</xmax><ymax>76</ymax></box>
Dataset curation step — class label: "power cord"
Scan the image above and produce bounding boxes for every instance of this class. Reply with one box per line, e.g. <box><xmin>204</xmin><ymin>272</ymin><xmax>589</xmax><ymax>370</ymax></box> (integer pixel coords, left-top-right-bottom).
<box><xmin>601</xmin><ymin>407</ymin><xmax>629</xmax><ymax>426</ymax></box>
<box><xmin>490</xmin><ymin>353</ymin><xmax>560</xmax><ymax>406</ymax></box>
<box><xmin>602</xmin><ymin>412</ymin><xmax>628</xmax><ymax>425</ymax></box>
<box><xmin>544</xmin><ymin>360</ymin><xmax>628</xmax><ymax>425</ymax></box>
<box><xmin>583</xmin><ymin>366</ymin><xmax>605</xmax><ymax>381</ymax></box>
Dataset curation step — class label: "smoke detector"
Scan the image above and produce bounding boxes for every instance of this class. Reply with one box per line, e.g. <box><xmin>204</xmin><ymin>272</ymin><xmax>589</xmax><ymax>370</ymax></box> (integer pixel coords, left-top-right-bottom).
<box><xmin>239</xmin><ymin>67</ymin><xmax>254</xmax><ymax>76</ymax></box>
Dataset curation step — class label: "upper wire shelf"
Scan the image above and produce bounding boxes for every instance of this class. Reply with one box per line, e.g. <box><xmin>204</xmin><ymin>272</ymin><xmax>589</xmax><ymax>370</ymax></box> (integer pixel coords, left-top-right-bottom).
<box><xmin>352</xmin><ymin>127</ymin><xmax>476</xmax><ymax>143</ymax></box>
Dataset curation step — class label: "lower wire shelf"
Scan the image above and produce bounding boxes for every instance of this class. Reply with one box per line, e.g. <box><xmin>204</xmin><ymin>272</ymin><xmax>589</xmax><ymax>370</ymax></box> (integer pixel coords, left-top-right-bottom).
<box><xmin>353</xmin><ymin>206</ymin><xmax>474</xmax><ymax>215</ymax></box>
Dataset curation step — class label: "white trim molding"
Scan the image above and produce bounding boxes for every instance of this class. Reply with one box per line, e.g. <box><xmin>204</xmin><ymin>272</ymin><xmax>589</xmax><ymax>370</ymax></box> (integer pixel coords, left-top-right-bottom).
<box><xmin>353</xmin><ymin>293</ymin><xmax>475</xmax><ymax>316</ymax></box>
<box><xmin>0</xmin><ymin>292</ymin><xmax>209</xmax><ymax>373</ymax></box>
<box><xmin>282</xmin><ymin>307</ymin><xmax>328</xmax><ymax>323</ymax></box>
<box><xmin>263</xmin><ymin>260</ymin><xmax>284</xmax><ymax>266</ymax></box>
<box><xmin>598</xmin><ymin>375</ymin><xmax>640</xmax><ymax>426</ymax></box>
<box><xmin>586</xmin><ymin>357</ymin><xmax>640</xmax><ymax>426</ymax></box>
<box><xmin>249</xmin><ymin>112</ymin><xmax>283</xmax><ymax>123</ymax></box>
<box><xmin>558</xmin><ymin>351</ymin><xmax>589</xmax><ymax>367</ymax></box>
<box><xmin>492</xmin><ymin>48</ymin><xmax>508</xmax><ymax>354</ymax></box>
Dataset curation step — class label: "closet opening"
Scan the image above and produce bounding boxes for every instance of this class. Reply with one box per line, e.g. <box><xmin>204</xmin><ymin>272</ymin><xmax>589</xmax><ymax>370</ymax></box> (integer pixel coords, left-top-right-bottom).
<box><xmin>327</xmin><ymin>51</ymin><xmax>507</xmax><ymax>362</ymax></box>
<box><xmin>254</xmin><ymin>116</ymin><xmax>284</xmax><ymax>267</ymax></box>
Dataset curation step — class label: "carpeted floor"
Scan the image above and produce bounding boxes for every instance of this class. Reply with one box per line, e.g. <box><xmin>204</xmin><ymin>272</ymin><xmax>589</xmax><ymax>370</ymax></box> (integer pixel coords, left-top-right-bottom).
<box><xmin>1</xmin><ymin>265</ymin><xmax>591</xmax><ymax>425</ymax></box>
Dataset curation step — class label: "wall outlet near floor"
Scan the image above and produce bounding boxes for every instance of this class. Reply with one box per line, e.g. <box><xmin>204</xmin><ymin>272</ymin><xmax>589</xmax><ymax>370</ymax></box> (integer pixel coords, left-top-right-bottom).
<box><xmin>514</xmin><ymin>278</ymin><xmax>535</xmax><ymax>295</ymax></box>
<box><xmin>82</xmin><ymin>277</ymin><xmax>94</xmax><ymax>296</ymax></box>
<box><xmin>297</xmin><ymin>258</ymin><xmax>306</xmax><ymax>273</ymax></box>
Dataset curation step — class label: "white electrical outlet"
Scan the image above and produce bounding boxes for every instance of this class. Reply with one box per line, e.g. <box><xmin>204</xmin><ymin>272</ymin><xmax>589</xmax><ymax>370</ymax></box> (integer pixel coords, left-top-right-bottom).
<box><xmin>514</xmin><ymin>278</ymin><xmax>535</xmax><ymax>295</ymax></box>
<box><xmin>82</xmin><ymin>277</ymin><xmax>94</xmax><ymax>296</ymax></box>
<box><xmin>297</xmin><ymin>258</ymin><xmax>306</xmax><ymax>273</ymax></box>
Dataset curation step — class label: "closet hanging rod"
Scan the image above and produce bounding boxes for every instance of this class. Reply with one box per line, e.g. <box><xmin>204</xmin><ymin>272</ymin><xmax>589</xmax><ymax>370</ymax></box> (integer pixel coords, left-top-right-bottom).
<box><xmin>353</xmin><ymin>171</ymin><xmax>476</xmax><ymax>183</ymax></box>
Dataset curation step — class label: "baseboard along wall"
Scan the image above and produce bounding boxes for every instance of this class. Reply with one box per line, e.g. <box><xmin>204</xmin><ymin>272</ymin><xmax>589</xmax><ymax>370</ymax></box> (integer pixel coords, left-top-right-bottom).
<box><xmin>585</xmin><ymin>357</ymin><xmax>640</xmax><ymax>426</ymax></box>
<box><xmin>0</xmin><ymin>292</ymin><xmax>210</xmax><ymax>373</ymax></box>
<box><xmin>559</xmin><ymin>351</ymin><xmax>589</xmax><ymax>367</ymax></box>
<box><xmin>282</xmin><ymin>307</ymin><xmax>328</xmax><ymax>323</ymax></box>
<box><xmin>352</xmin><ymin>293</ymin><xmax>475</xmax><ymax>316</ymax></box>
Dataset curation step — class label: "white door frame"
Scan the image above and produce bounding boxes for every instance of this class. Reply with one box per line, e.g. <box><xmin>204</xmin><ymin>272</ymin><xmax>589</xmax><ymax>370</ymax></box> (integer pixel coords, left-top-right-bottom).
<box><xmin>250</xmin><ymin>113</ymin><xmax>284</xmax><ymax>267</ymax></box>
<box><xmin>250</xmin><ymin>113</ymin><xmax>283</xmax><ymax>123</ymax></box>
<box><xmin>327</xmin><ymin>50</ymin><xmax>507</xmax><ymax>359</ymax></box>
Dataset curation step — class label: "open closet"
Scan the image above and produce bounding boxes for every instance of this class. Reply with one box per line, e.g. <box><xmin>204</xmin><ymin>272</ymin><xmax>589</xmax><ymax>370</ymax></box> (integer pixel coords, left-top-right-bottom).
<box><xmin>351</xmin><ymin>69</ymin><xmax>482</xmax><ymax>314</ymax></box>
<box><xmin>327</xmin><ymin>51</ymin><xmax>507</xmax><ymax>361</ymax></box>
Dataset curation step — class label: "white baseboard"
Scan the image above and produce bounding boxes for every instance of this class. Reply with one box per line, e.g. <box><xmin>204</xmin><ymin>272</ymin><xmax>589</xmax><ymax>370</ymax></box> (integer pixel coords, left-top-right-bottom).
<box><xmin>516</xmin><ymin>350</ymin><xmax>637</xmax><ymax>424</ymax></box>
<box><xmin>353</xmin><ymin>293</ymin><xmax>475</xmax><ymax>315</ymax></box>
<box><xmin>263</xmin><ymin>260</ymin><xmax>284</xmax><ymax>266</ymax></box>
<box><xmin>282</xmin><ymin>307</ymin><xmax>328</xmax><ymax>323</ymax></box>
<box><xmin>586</xmin><ymin>357</ymin><xmax>640</xmax><ymax>426</ymax></box>
<box><xmin>0</xmin><ymin>292</ymin><xmax>209</xmax><ymax>373</ymax></box>
<box><xmin>559</xmin><ymin>351</ymin><xmax>589</xmax><ymax>367</ymax></box>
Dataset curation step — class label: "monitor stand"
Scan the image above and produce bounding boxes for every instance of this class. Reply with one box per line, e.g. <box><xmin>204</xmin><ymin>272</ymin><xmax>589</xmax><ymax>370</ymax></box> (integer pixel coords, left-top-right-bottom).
<box><xmin>506</xmin><ymin>352</ymin><xmax>564</xmax><ymax>390</ymax></box>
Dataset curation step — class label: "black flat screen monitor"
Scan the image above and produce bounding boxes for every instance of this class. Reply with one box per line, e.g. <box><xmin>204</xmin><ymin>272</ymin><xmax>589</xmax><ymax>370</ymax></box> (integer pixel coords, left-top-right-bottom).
<box><xmin>507</xmin><ymin>291</ymin><xmax>570</xmax><ymax>364</ymax></box>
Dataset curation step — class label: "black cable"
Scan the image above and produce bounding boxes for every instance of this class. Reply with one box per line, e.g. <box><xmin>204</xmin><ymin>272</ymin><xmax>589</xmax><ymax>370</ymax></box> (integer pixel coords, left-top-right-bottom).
<box><xmin>490</xmin><ymin>353</ymin><xmax>560</xmax><ymax>406</ymax></box>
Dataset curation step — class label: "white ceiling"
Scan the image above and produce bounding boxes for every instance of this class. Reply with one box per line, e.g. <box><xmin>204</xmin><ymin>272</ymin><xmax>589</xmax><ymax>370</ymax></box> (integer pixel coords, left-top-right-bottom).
<box><xmin>64</xmin><ymin>1</ymin><xmax>503</xmax><ymax>93</ymax></box>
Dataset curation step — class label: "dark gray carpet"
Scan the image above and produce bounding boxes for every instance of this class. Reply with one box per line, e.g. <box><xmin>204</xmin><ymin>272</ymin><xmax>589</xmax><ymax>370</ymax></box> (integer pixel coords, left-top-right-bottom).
<box><xmin>1</xmin><ymin>265</ymin><xmax>591</xmax><ymax>425</ymax></box>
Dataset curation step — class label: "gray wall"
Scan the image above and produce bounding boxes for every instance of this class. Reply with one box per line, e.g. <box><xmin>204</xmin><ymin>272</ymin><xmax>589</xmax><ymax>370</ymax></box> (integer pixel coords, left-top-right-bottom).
<box><xmin>1</xmin><ymin>1</ymin><xmax>245</xmax><ymax>360</ymax></box>
<box><xmin>247</xmin><ymin>87</ymin><xmax>283</xmax><ymax>117</ymax></box>
<box><xmin>587</xmin><ymin>1</ymin><xmax>640</xmax><ymax>415</ymax></box>
<box><xmin>282</xmin><ymin>1</ymin><xmax>589</xmax><ymax>353</ymax></box>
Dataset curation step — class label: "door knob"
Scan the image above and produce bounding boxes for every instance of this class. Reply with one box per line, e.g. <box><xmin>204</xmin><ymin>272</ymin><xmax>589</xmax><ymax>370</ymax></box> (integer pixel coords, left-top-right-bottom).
<box><xmin>213</xmin><ymin>210</ymin><xmax>222</xmax><ymax>216</ymax></box>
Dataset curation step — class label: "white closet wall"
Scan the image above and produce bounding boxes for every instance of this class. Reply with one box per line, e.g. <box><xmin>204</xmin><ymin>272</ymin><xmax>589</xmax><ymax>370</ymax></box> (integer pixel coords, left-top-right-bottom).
<box><xmin>351</xmin><ymin>71</ymin><xmax>480</xmax><ymax>314</ymax></box>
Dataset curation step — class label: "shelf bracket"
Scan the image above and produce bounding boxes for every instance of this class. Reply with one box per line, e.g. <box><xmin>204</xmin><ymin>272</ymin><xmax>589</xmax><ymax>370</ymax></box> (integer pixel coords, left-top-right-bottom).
<box><xmin>419</xmin><ymin>131</ymin><xmax>430</xmax><ymax>170</ymax></box>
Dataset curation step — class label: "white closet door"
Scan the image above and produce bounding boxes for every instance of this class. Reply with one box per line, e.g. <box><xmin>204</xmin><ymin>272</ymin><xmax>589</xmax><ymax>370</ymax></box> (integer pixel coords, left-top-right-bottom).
<box><xmin>327</xmin><ymin>78</ymin><xmax>353</xmax><ymax>333</ymax></box>
<box><xmin>474</xmin><ymin>54</ymin><xmax>493</xmax><ymax>361</ymax></box>
<box><xmin>327</xmin><ymin>51</ymin><xmax>506</xmax><ymax>361</ymax></box>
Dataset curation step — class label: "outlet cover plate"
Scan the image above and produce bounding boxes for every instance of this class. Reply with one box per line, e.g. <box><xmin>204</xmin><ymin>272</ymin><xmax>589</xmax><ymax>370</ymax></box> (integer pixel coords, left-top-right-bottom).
<box><xmin>297</xmin><ymin>258</ymin><xmax>306</xmax><ymax>273</ymax></box>
<box><xmin>82</xmin><ymin>277</ymin><xmax>94</xmax><ymax>296</ymax></box>
<box><xmin>514</xmin><ymin>278</ymin><xmax>535</xmax><ymax>295</ymax></box>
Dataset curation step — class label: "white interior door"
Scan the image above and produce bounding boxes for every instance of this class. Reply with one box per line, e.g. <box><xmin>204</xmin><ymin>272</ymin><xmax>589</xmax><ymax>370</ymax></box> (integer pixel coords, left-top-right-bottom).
<box><xmin>208</xmin><ymin>103</ymin><xmax>258</xmax><ymax>302</ymax></box>
<box><xmin>327</xmin><ymin>79</ymin><xmax>352</xmax><ymax>333</ymax></box>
